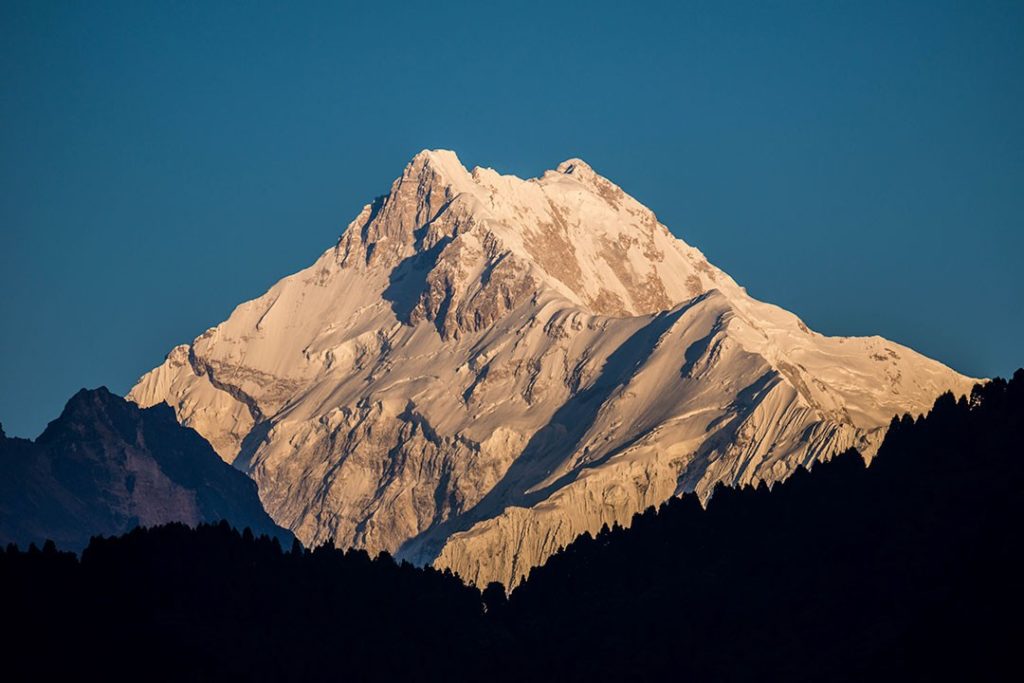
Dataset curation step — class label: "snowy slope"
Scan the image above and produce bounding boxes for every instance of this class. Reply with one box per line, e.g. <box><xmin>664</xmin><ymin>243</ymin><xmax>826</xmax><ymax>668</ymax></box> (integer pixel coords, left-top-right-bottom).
<box><xmin>130</xmin><ymin>150</ymin><xmax>976</xmax><ymax>587</ymax></box>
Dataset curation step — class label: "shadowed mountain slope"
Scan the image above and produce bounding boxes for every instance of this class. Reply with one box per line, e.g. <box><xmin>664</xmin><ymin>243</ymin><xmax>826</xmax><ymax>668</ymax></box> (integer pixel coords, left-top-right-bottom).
<box><xmin>0</xmin><ymin>388</ymin><xmax>289</xmax><ymax>550</ymax></box>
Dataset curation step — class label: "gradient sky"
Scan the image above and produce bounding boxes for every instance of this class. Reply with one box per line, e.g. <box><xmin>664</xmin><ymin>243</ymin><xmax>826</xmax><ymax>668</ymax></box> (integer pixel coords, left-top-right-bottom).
<box><xmin>2</xmin><ymin>1</ymin><xmax>1022</xmax><ymax>438</ymax></box>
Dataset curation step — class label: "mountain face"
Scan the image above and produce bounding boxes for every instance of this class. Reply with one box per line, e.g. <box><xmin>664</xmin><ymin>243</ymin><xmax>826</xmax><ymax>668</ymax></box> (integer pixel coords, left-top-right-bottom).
<box><xmin>0</xmin><ymin>388</ymin><xmax>288</xmax><ymax>550</ymax></box>
<box><xmin>129</xmin><ymin>150</ymin><xmax>975</xmax><ymax>587</ymax></box>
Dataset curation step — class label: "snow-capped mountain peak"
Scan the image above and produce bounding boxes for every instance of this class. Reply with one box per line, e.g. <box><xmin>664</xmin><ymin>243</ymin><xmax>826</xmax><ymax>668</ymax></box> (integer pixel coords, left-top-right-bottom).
<box><xmin>129</xmin><ymin>150</ymin><xmax>976</xmax><ymax>587</ymax></box>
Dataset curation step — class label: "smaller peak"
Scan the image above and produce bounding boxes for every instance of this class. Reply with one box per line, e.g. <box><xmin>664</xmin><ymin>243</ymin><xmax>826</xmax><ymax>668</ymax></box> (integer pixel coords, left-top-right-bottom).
<box><xmin>71</xmin><ymin>386</ymin><xmax>114</xmax><ymax>401</ymax></box>
<box><xmin>407</xmin><ymin>149</ymin><xmax>467</xmax><ymax>176</ymax></box>
<box><xmin>37</xmin><ymin>387</ymin><xmax>126</xmax><ymax>444</ymax></box>
<box><xmin>62</xmin><ymin>387</ymin><xmax>117</xmax><ymax>413</ymax></box>
<box><xmin>549</xmin><ymin>157</ymin><xmax>628</xmax><ymax>208</ymax></box>
<box><xmin>167</xmin><ymin>344</ymin><xmax>191</xmax><ymax>363</ymax></box>
<box><xmin>411</xmin><ymin>148</ymin><xmax>462</xmax><ymax>164</ymax></box>
<box><xmin>402</xmin><ymin>149</ymin><xmax>475</xmax><ymax>191</ymax></box>
<box><xmin>556</xmin><ymin>158</ymin><xmax>595</xmax><ymax>177</ymax></box>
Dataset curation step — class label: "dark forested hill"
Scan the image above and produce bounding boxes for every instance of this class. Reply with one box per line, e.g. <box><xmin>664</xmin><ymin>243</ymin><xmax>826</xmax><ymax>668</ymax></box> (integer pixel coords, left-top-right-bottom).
<box><xmin>503</xmin><ymin>369</ymin><xmax>1024</xmax><ymax>680</ymax></box>
<box><xmin>0</xmin><ymin>387</ymin><xmax>289</xmax><ymax>550</ymax></box>
<box><xmin>2</xmin><ymin>371</ymin><xmax>1021</xmax><ymax>681</ymax></box>
<box><xmin>1</xmin><ymin>523</ymin><xmax>493</xmax><ymax>680</ymax></box>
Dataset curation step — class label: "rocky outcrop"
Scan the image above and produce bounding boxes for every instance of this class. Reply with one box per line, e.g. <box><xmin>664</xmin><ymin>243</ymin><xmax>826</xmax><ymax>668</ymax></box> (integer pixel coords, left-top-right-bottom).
<box><xmin>129</xmin><ymin>150</ymin><xmax>975</xmax><ymax>587</ymax></box>
<box><xmin>0</xmin><ymin>388</ymin><xmax>289</xmax><ymax>550</ymax></box>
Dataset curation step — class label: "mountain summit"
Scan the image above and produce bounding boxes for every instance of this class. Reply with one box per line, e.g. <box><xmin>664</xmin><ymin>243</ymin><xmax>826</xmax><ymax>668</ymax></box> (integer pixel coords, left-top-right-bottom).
<box><xmin>130</xmin><ymin>150</ymin><xmax>975</xmax><ymax>587</ymax></box>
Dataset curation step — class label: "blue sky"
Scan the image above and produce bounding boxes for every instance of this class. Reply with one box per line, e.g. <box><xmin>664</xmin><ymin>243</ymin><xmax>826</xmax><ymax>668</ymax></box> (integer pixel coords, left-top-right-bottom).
<box><xmin>2</xmin><ymin>1</ymin><xmax>1022</xmax><ymax>437</ymax></box>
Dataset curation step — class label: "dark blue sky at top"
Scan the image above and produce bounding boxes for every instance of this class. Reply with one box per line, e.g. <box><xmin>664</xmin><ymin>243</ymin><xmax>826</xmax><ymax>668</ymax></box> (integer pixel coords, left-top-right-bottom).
<box><xmin>1</xmin><ymin>1</ymin><xmax>1021</xmax><ymax>438</ymax></box>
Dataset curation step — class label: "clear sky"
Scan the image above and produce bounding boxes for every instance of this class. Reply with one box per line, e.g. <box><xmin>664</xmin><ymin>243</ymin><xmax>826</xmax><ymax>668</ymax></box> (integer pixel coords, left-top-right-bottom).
<box><xmin>2</xmin><ymin>1</ymin><xmax>1022</xmax><ymax>438</ymax></box>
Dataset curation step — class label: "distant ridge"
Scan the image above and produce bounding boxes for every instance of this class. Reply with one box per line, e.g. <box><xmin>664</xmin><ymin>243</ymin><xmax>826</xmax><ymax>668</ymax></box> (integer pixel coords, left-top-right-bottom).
<box><xmin>0</xmin><ymin>387</ymin><xmax>289</xmax><ymax>550</ymax></box>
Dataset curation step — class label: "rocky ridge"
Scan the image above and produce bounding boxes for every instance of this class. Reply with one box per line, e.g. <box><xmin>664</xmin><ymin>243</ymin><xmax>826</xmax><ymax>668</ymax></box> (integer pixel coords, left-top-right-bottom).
<box><xmin>0</xmin><ymin>387</ymin><xmax>289</xmax><ymax>550</ymax></box>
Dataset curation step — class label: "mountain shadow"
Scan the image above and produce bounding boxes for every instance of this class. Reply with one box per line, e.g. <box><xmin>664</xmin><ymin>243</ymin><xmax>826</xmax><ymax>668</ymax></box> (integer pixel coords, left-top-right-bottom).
<box><xmin>380</xmin><ymin>198</ymin><xmax>458</xmax><ymax>325</ymax></box>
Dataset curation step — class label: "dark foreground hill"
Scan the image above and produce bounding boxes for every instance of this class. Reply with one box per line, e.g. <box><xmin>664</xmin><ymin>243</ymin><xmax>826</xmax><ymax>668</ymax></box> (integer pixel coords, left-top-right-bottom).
<box><xmin>503</xmin><ymin>370</ymin><xmax>1024</xmax><ymax>680</ymax></box>
<box><xmin>0</xmin><ymin>387</ymin><xmax>289</xmax><ymax>550</ymax></box>
<box><xmin>2</xmin><ymin>371</ymin><xmax>1021</xmax><ymax>681</ymax></box>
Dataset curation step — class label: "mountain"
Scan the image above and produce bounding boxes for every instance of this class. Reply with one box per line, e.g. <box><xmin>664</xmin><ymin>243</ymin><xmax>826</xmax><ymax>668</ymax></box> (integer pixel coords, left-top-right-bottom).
<box><xmin>0</xmin><ymin>387</ymin><xmax>289</xmax><ymax>550</ymax></box>
<box><xmin>129</xmin><ymin>150</ymin><xmax>975</xmax><ymax>586</ymax></box>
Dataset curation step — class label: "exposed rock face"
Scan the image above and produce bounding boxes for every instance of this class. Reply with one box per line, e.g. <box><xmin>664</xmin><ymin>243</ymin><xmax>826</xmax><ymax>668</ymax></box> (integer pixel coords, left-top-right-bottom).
<box><xmin>129</xmin><ymin>150</ymin><xmax>976</xmax><ymax>587</ymax></box>
<box><xmin>0</xmin><ymin>388</ymin><xmax>289</xmax><ymax>550</ymax></box>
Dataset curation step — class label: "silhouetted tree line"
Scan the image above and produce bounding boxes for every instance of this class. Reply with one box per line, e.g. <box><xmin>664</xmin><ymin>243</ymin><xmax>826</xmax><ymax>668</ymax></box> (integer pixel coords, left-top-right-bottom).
<box><xmin>3</xmin><ymin>370</ymin><xmax>1022</xmax><ymax>681</ymax></box>
<box><xmin>1</xmin><ymin>524</ymin><xmax>501</xmax><ymax>680</ymax></box>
